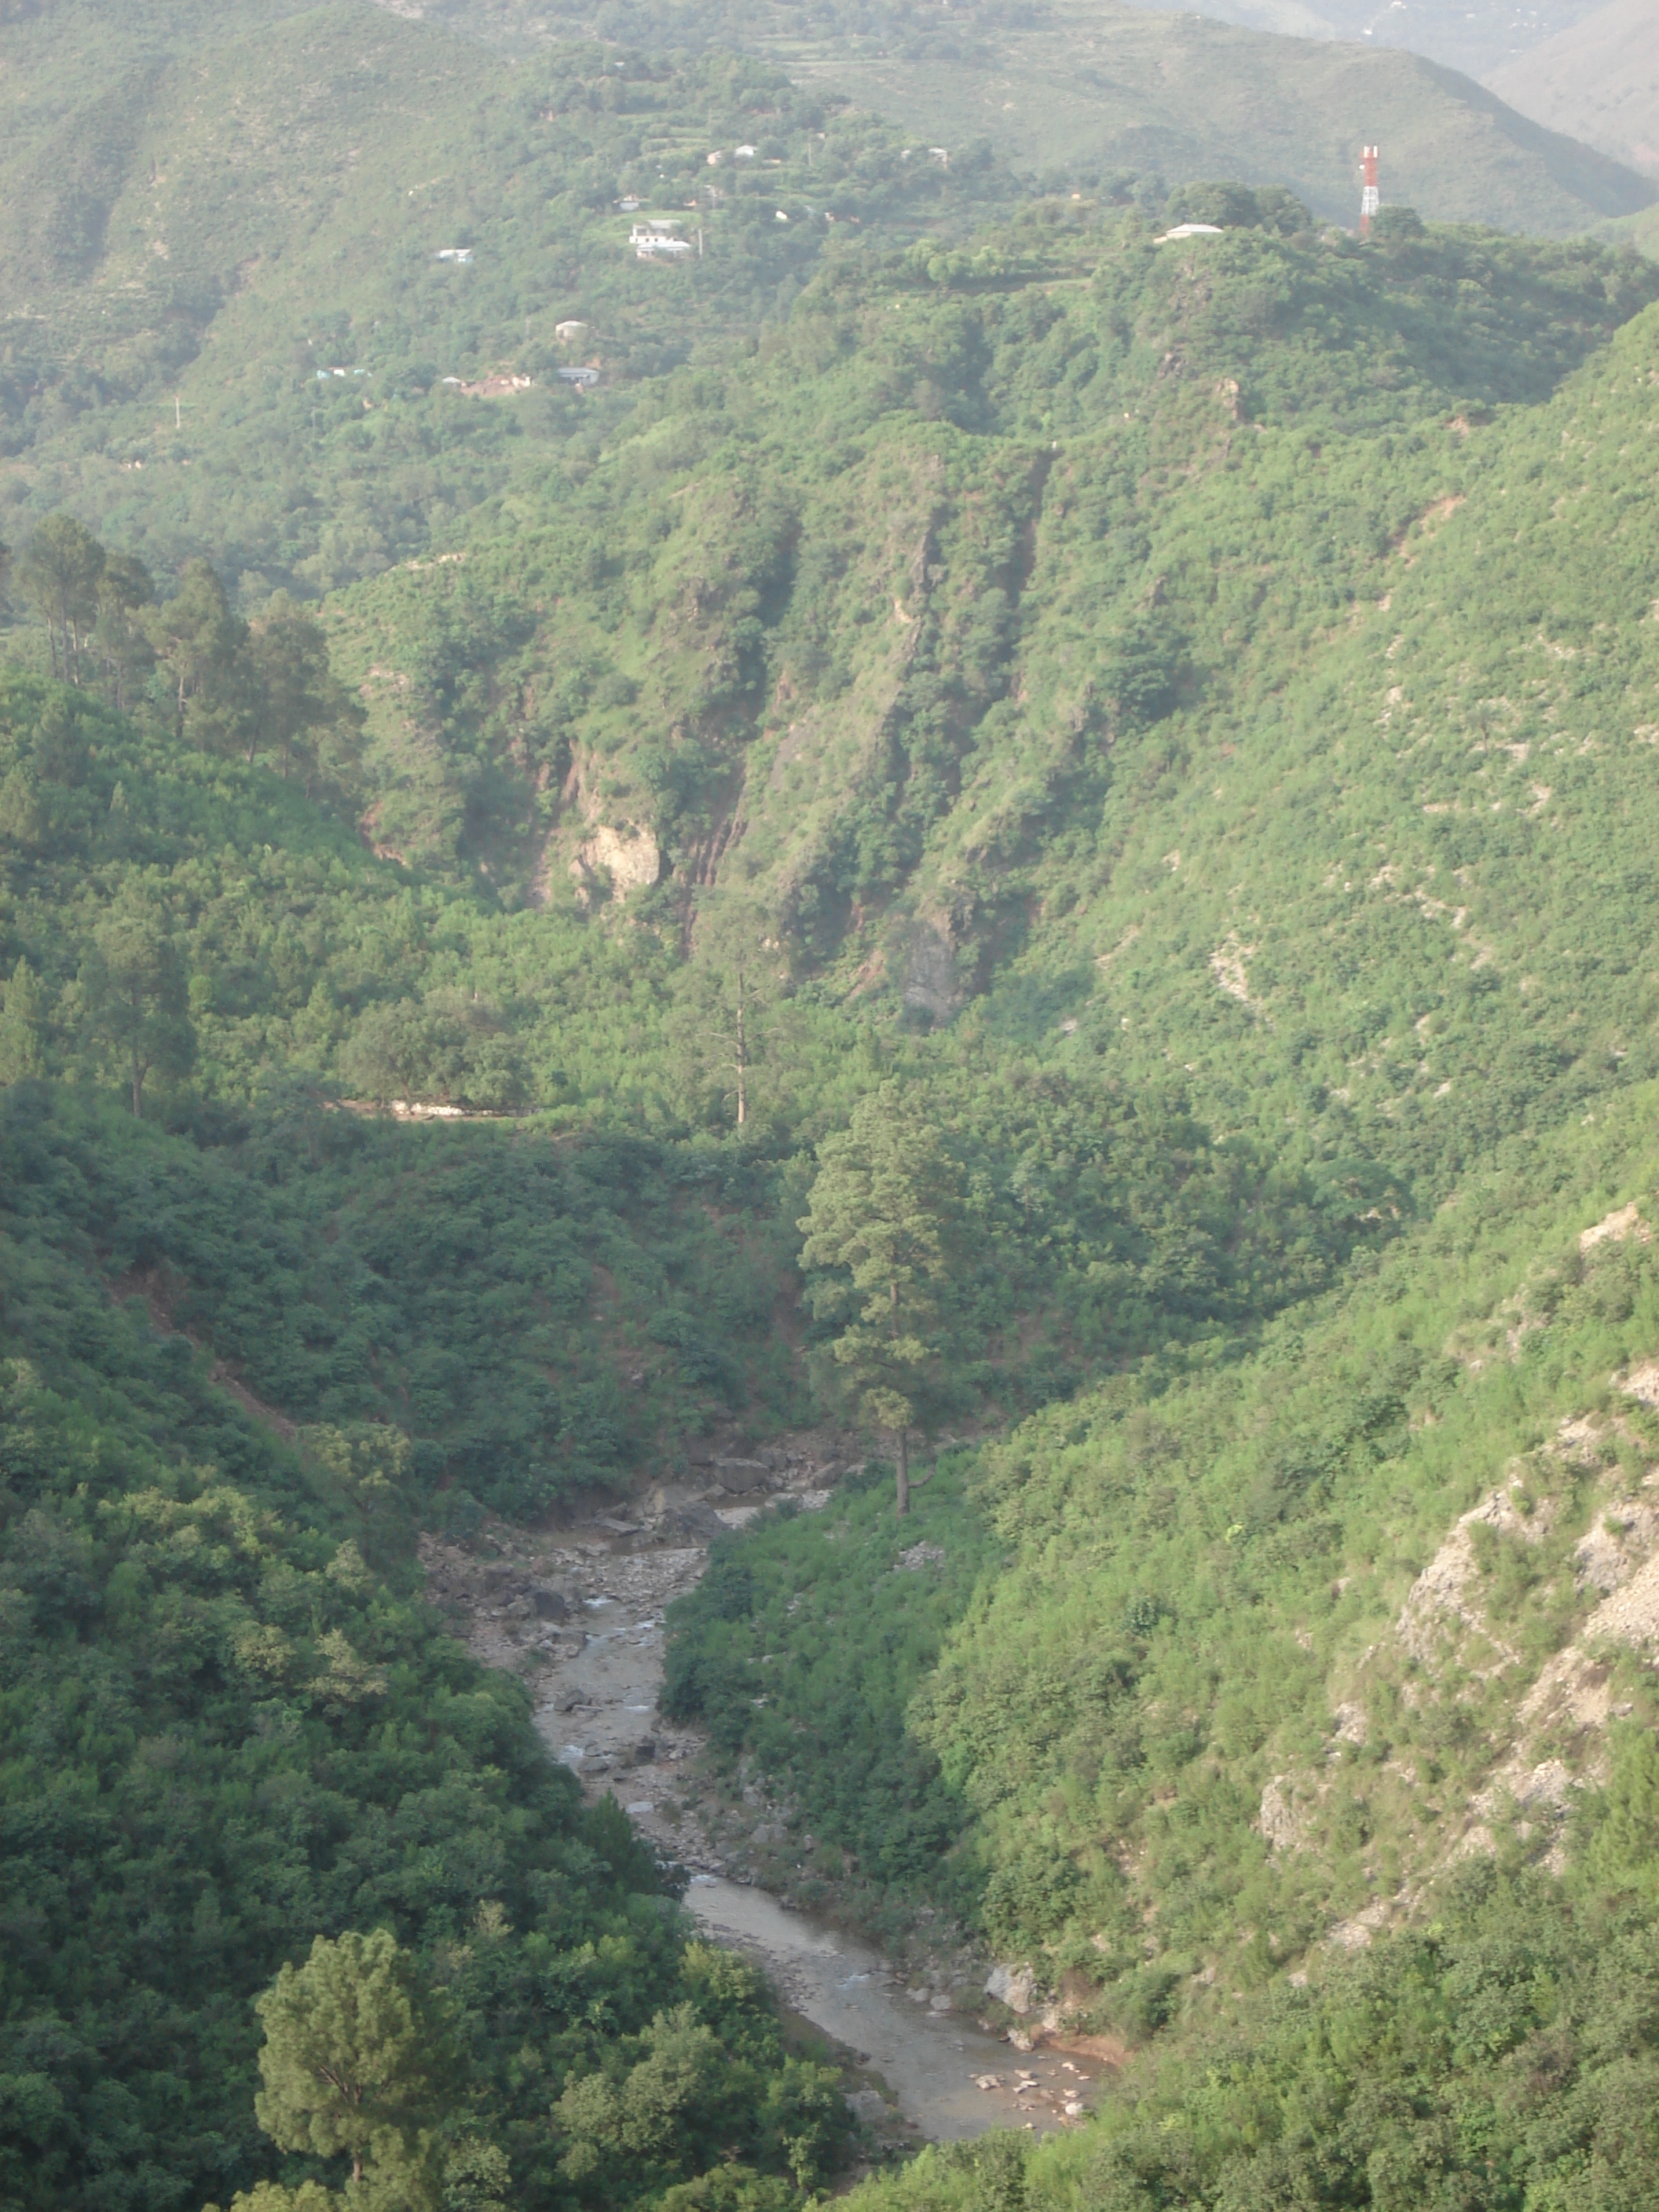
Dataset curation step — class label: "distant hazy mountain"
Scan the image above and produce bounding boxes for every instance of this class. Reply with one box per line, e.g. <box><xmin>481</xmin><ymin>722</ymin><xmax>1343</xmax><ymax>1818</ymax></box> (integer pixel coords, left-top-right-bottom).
<box><xmin>771</xmin><ymin>0</ymin><xmax>1656</xmax><ymax>236</ymax></box>
<box><xmin>1487</xmin><ymin>0</ymin><xmax>1659</xmax><ymax>174</ymax></box>
<box><xmin>371</xmin><ymin>0</ymin><xmax>1654</xmax><ymax>238</ymax></box>
<box><xmin>1117</xmin><ymin>0</ymin><xmax>1611</xmax><ymax>80</ymax></box>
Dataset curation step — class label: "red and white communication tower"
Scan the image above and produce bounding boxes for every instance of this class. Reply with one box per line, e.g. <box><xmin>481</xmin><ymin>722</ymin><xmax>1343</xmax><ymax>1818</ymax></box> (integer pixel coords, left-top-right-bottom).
<box><xmin>1361</xmin><ymin>145</ymin><xmax>1381</xmax><ymax>235</ymax></box>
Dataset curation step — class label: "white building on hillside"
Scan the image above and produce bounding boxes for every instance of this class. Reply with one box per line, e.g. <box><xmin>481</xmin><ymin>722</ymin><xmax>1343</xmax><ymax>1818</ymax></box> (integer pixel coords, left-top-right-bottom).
<box><xmin>630</xmin><ymin>221</ymin><xmax>693</xmax><ymax>259</ymax></box>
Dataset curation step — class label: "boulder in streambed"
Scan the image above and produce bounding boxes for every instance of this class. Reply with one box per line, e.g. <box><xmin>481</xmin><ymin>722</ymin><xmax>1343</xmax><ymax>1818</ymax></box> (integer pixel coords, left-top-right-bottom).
<box><xmin>715</xmin><ymin>1457</ymin><xmax>769</xmax><ymax>1493</ymax></box>
<box><xmin>984</xmin><ymin>1965</ymin><xmax>1039</xmax><ymax>2015</ymax></box>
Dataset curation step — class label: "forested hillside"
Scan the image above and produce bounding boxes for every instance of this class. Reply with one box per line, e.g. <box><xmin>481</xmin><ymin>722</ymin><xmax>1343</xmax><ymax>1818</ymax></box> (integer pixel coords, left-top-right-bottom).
<box><xmin>9</xmin><ymin>0</ymin><xmax>1659</xmax><ymax>2205</ymax></box>
<box><xmin>0</xmin><ymin>1086</ymin><xmax>851</xmax><ymax>2212</ymax></box>
<box><xmin>375</xmin><ymin>0</ymin><xmax>1659</xmax><ymax>230</ymax></box>
<box><xmin>0</xmin><ymin>2</ymin><xmax>1018</xmax><ymax>592</ymax></box>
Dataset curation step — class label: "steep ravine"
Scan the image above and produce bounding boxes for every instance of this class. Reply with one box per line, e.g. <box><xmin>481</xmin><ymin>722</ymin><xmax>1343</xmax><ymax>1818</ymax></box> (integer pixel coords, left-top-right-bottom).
<box><xmin>419</xmin><ymin>1450</ymin><xmax>1110</xmax><ymax>2145</ymax></box>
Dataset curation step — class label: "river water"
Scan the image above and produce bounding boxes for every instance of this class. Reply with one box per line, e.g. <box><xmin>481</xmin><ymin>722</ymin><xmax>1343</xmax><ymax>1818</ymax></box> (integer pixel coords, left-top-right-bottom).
<box><xmin>423</xmin><ymin>1484</ymin><xmax>1102</xmax><ymax>2141</ymax></box>
<box><xmin>683</xmin><ymin>1875</ymin><xmax>1093</xmax><ymax>2139</ymax></box>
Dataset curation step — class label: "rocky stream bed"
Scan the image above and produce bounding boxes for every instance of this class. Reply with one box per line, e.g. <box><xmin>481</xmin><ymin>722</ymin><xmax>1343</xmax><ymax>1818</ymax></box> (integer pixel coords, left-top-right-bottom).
<box><xmin>419</xmin><ymin>1445</ymin><xmax>1113</xmax><ymax>2147</ymax></box>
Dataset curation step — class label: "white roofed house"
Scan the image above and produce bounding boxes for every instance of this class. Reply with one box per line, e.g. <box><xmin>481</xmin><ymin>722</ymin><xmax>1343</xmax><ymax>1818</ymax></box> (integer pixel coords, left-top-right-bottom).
<box><xmin>629</xmin><ymin>221</ymin><xmax>693</xmax><ymax>259</ymax></box>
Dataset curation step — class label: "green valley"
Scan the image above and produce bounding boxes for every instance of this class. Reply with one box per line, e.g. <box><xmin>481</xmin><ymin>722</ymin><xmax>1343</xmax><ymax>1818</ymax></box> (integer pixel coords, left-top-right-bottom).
<box><xmin>9</xmin><ymin>0</ymin><xmax>1659</xmax><ymax>2207</ymax></box>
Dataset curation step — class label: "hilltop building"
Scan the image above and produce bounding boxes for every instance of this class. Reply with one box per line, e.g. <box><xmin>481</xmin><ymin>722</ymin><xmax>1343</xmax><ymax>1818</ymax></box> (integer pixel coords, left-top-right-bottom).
<box><xmin>445</xmin><ymin>373</ymin><xmax>534</xmax><ymax>397</ymax></box>
<box><xmin>631</xmin><ymin>221</ymin><xmax>693</xmax><ymax>259</ymax></box>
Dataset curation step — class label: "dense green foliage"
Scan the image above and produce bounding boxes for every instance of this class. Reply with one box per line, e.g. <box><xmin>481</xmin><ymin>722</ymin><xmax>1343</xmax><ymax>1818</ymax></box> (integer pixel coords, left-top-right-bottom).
<box><xmin>656</xmin><ymin>222</ymin><xmax>1659</xmax><ymax>2025</ymax></box>
<box><xmin>319</xmin><ymin>209</ymin><xmax>1658</xmax><ymax>904</ymax></box>
<box><xmin>0</xmin><ymin>652</ymin><xmax>1382</xmax><ymax>1449</ymax></box>
<box><xmin>661</xmin><ymin>1457</ymin><xmax>990</xmax><ymax>1916</ymax></box>
<box><xmin>0</xmin><ymin>2</ymin><xmax>1022</xmax><ymax>600</ymax></box>
<box><xmin>0</xmin><ymin>1086</ymin><xmax>846</xmax><ymax>2212</ymax></box>
<box><xmin>4</xmin><ymin>1086</ymin><xmax>806</xmax><ymax>1517</ymax></box>
<box><xmin>840</xmin><ymin>1854</ymin><xmax>1659</xmax><ymax>2211</ymax></box>
<box><xmin>668</xmin><ymin>1082</ymin><xmax>1659</xmax><ymax>1964</ymax></box>
<box><xmin>9</xmin><ymin>1</ymin><xmax>1659</xmax><ymax>2200</ymax></box>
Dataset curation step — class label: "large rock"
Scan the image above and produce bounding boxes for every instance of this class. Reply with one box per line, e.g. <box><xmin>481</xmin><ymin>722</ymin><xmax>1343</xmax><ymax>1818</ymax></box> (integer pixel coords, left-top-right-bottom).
<box><xmin>659</xmin><ymin>1501</ymin><xmax>727</xmax><ymax>1540</ymax></box>
<box><xmin>571</xmin><ymin>822</ymin><xmax>661</xmax><ymax>903</ymax></box>
<box><xmin>714</xmin><ymin>1456</ymin><xmax>769</xmax><ymax>1494</ymax></box>
<box><xmin>983</xmin><ymin>1963</ymin><xmax>1038</xmax><ymax>2016</ymax></box>
<box><xmin>902</xmin><ymin>916</ymin><xmax>962</xmax><ymax>1024</ymax></box>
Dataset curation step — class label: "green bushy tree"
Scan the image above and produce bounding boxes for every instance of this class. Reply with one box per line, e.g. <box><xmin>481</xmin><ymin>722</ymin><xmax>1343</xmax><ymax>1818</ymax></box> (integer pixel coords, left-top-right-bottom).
<box><xmin>79</xmin><ymin>884</ymin><xmax>194</xmax><ymax>1114</ymax></box>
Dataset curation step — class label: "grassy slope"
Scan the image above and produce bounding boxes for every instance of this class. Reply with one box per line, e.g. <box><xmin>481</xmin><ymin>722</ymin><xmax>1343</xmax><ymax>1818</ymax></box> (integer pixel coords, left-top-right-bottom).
<box><xmin>668</xmin><ymin>1078</ymin><xmax>1659</xmax><ymax>1950</ymax></box>
<box><xmin>839</xmin><ymin>1848</ymin><xmax>1659</xmax><ymax>2207</ymax></box>
<box><xmin>658</xmin><ymin>272</ymin><xmax>1659</xmax><ymax>1998</ymax></box>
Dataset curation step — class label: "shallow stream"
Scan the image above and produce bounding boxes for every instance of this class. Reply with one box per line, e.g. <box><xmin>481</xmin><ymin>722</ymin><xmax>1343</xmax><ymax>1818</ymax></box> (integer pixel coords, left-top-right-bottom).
<box><xmin>423</xmin><ymin>1477</ymin><xmax>1102</xmax><ymax>2141</ymax></box>
<box><xmin>683</xmin><ymin>1875</ymin><xmax>1093</xmax><ymax>2140</ymax></box>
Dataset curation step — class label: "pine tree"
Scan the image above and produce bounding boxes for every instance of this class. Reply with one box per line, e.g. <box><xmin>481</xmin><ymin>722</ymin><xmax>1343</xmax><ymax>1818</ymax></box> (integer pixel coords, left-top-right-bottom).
<box><xmin>16</xmin><ymin>515</ymin><xmax>105</xmax><ymax>684</ymax></box>
<box><xmin>143</xmin><ymin>556</ymin><xmax>246</xmax><ymax>742</ymax></box>
<box><xmin>248</xmin><ymin>591</ymin><xmax>362</xmax><ymax>780</ymax></box>
<box><xmin>92</xmin><ymin>550</ymin><xmax>156</xmax><ymax>711</ymax></box>
<box><xmin>670</xmin><ymin>895</ymin><xmax>785</xmax><ymax>1130</ymax></box>
<box><xmin>797</xmin><ymin>1082</ymin><xmax>958</xmax><ymax>1516</ymax></box>
<box><xmin>0</xmin><ymin>958</ymin><xmax>49</xmax><ymax>1082</ymax></box>
<box><xmin>253</xmin><ymin>1929</ymin><xmax>448</xmax><ymax>2189</ymax></box>
<box><xmin>79</xmin><ymin>888</ymin><xmax>195</xmax><ymax>1115</ymax></box>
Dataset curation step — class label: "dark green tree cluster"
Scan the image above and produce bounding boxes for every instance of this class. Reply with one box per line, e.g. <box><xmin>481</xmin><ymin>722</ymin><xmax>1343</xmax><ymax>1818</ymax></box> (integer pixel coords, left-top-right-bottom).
<box><xmin>8</xmin><ymin>518</ymin><xmax>361</xmax><ymax>786</ymax></box>
<box><xmin>0</xmin><ymin>1097</ymin><xmax>848</xmax><ymax>2212</ymax></box>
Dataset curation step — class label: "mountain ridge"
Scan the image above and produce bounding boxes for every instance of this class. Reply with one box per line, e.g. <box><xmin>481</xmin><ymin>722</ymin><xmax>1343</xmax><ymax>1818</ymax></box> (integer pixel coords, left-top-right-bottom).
<box><xmin>1488</xmin><ymin>0</ymin><xmax>1659</xmax><ymax>179</ymax></box>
